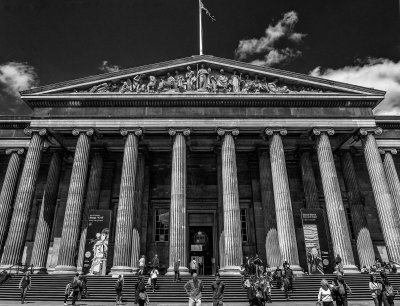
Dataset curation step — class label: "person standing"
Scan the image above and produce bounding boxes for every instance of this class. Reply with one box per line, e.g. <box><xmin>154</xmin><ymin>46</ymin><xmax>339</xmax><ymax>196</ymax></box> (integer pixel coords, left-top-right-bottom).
<box><xmin>332</xmin><ymin>274</ymin><xmax>352</xmax><ymax>306</ymax></box>
<box><xmin>190</xmin><ymin>258</ymin><xmax>198</xmax><ymax>275</ymax></box>
<box><xmin>335</xmin><ymin>254</ymin><xmax>343</xmax><ymax>275</ymax></box>
<box><xmin>381</xmin><ymin>277</ymin><xmax>395</xmax><ymax>306</ymax></box>
<box><xmin>71</xmin><ymin>273</ymin><xmax>82</xmax><ymax>306</ymax></box>
<box><xmin>150</xmin><ymin>267</ymin><xmax>159</xmax><ymax>292</ymax></box>
<box><xmin>151</xmin><ymin>254</ymin><xmax>160</xmax><ymax>270</ymax></box>
<box><xmin>115</xmin><ymin>275</ymin><xmax>124</xmax><ymax>305</ymax></box>
<box><xmin>80</xmin><ymin>273</ymin><xmax>87</xmax><ymax>299</ymax></box>
<box><xmin>184</xmin><ymin>272</ymin><xmax>203</xmax><ymax>306</ymax></box>
<box><xmin>282</xmin><ymin>275</ymin><xmax>291</xmax><ymax>301</ymax></box>
<box><xmin>284</xmin><ymin>264</ymin><xmax>294</xmax><ymax>292</ymax></box>
<box><xmin>253</xmin><ymin>254</ymin><xmax>262</xmax><ymax>277</ymax></box>
<box><xmin>135</xmin><ymin>275</ymin><xmax>149</xmax><ymax>306</ymax></box>
<box><xmin>19</xmin><ymin>271</ymin><xmax>31</xmax><ymax>304</ymax></box>
<box><xmin>317</xmin><ymin>279</ymin><xmax>334</xmax><ymax>306</ymax></box>
<box><xmin>369</xmin><ymin>274</ymin><xmax>383</xmax><ymax>306</ymax></box>
<box><xmin>274</xmin><ymin>266</ymin><xmax>283</xmax><ymax>289</ymax></box>
<box><xmin>63</xmin><ymin>281</ymin><xmax>72</xmax><ymax>306</ymax></box>
<box><xmin>139</xmin><ymin>255</ymin><xmax>146</xmax><ymax>275</ymax></box>
<box><xmin>174</xmin><ymin>259</ymin><xmax>181</xmax><ymax>282</ymax></box>
<box><xmin>211</xmin><ymin>274</ymin><xmax>225</xmax><ymax>306</ymax></box>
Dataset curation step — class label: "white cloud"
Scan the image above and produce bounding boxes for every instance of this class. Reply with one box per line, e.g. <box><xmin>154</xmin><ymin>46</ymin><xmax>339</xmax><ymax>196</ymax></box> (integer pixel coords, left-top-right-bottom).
<box><xmin>98</xmin><ymin>60</ymin><xmax>121</xmax><ymax>73</ymax></box>
<box><xmin>0</xmin><ymin>62</ymin><xmax>38</xmax><ymax>96</ymax></box>
<box><xmin>235</xmin><ymin>11</ymin><xmax>306</xmax><ymax>67</ymax></box>
<box><xmin>310</xmin><ymin>58</ymin><xmax>400</xmax><ymax>115</ymax></box>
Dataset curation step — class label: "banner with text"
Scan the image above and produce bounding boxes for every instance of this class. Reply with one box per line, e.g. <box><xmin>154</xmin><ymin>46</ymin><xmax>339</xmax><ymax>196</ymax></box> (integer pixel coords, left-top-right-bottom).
<box><xmin>82</xmin><ymin>210</ymin><xmax>111</xmax><ymax>275</ymax></box>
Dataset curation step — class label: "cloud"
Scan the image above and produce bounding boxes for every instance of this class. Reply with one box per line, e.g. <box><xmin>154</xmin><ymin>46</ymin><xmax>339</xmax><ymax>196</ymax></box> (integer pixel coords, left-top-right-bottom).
<box><xmin>98</xmin><ymin>60</ymin><xmax>121</xmax><ymax>73</ymax></box>
<box><xmin>0</xmin><ymin>62</ymin><xmax>38</xmax><ymax>96</ymax></box>
<box><xmin>235</xmin><ymin>11</ymin><xmax>306</xmax><ymax>67</ymax></box>
<box><xmin>310</xmin><ymin>58</ymin><xmax>400</xmax><ymax>115</ymax></box>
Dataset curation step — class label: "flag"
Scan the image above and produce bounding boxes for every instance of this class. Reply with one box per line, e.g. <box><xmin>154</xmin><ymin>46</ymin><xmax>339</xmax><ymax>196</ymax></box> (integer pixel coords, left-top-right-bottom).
<box><xmin>200</xmin><ymin>0</ymin><xmax>216</xmax><ymax>22</ymax></box>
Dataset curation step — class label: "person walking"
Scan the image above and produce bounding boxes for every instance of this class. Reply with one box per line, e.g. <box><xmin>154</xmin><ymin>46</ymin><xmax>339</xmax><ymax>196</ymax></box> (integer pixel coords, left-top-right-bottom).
<box><xmin>174</xmin><ymin>259</ymin><xmax>181</xmax><ymax>282</ymax></box>
<box><xmin>19</xmin><ymin>271</ymin><xmax>31</xmax><ymax>304</ymax></box>
<box><xmin>184</xmin><ymin>272</ymin><xmax>203</xmax><ymax>306</ymax></box>
<box><xmin>64</xmin><ymin>281</ymin><xmax>72</xmax><ymax>306</ymax></box>
<box><xmin>211</xmin><ymin>274</ymin><xmax>225</xmax><ymax>306</ymax></box>
<box><xmin>274</xmin><ymin>266</ymin><xmax>283</xmax><ymax>289</ymax></box>
<box><xmin>369</xmin><ymin>274</ymin><xmax>383</xmax><ymax>306</ymax></box>
<box><xmin>317</xmin><ymin>279</ymin><xmax>334</xmax><ymax>306</ymax></box>
<box><xmin>254</xmin><ymin>254</ymin><xmax>262</xmax><ymax>277</ymax></box>
<box><xmin>150</xmin><ymin>267</ymin><xmax>159</xmax><ymax>292</ymax></box>
<box><xmin>190</xmin><ymin>258</ymin><xmax>198</xmax><ymax>275</ymax></box>
<box><xmin>71</xmin><ymin>273</ymin><xmax>82</xmax><ymax>306</ymax></box>
<box><xmin>115</xmin><ymin>274</ymin><xmax>124</xmax><ymax>305</ymax></box>
<box><xmin>139</xmin><ymin>255</ymin><xmax>146</xmax><ymax>275</ymax></box>
<box><xmin>332</xmin><ymin>274</ymin><xmax>352</xmax><ymax>306</ymax></box>
<box><xmin>284</xmin><ymin>264</ymin><xmax>294</xmax><ymax>292</ymax></box>
<box><xmin>135</xmin><ymin>275</ymin><xmax>149</xmax><ymax>306</ymax></box>
<box><xmin>282</xmin><ymin>275</ymin><xmax>291</xmax><ymax>301</ymax></box>
<box><xmin>151</xmin><ymin>254</ymin><xmax>160</xmax><ymax>270</ymax></box>
<box><xmin>381</xmin><ymin>277</ymin><xmax>395</xmax><ymax>306</ymax></box>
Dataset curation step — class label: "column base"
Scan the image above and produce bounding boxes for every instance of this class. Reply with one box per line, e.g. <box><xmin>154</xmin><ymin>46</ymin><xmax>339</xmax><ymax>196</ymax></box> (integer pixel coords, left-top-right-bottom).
<box><xmin>53</xmin><ymin>265</ymin><xmax>78</xmax><ymax>274</ymax></box>
<box><xmin>342</xmin><ymin>264</ymin><xmax>361</xmax><ymax>274</ymax></box>
<box><xmin>290</xmin><ymin>265</ymin><xmax>305</xmax><ymax>275</ymax></box>
<box><xmin>219</xmin><ymin>266</ymin><xmax>241</xmax><ymax>276</ymax></box>
<box><xmin>109</xmin><ymin>266</ymin><xmax>134</xmax><ymax>276</ymax></box>
<box><xmin>32</xmin><ymin>266</ymin><xmax>48</xmax><ymax>274</ymax></box>
<box><xmin>166</xmin><ymin>266</ymin><xmax>190</xmax><ymax>276</ymax></box>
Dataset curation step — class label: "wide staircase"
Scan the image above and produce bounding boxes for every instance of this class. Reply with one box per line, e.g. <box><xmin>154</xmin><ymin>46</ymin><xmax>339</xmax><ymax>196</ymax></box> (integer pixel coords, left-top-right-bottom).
<box><xmin>0</xmin><ymin>273</ymin><xmax>400</xmax><ymax>303</ymax></box>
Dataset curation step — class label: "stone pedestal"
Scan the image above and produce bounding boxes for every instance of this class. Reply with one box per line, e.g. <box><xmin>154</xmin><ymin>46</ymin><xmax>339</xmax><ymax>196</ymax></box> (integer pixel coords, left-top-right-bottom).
<box><xmin>0</xmin><ymin>149</ymin><xmax>24</xmax><ymax>252</ymax></box>
<box><xmin>166</xmin><ymin>129</ymin><xmax>190</xmax><ymax>276</ymax></box>
<box><xmin>54</xmin><ymin>129</ymin><xmax>93</xmax><ymax>274</ymax></box>
<box><xmin>266</xmin><ymin>129</ymin><xmax>302</xmax><ymax>272</ymax></box>
<box><xmin>111</xmin><ymin>129</ymin><xmax>142</xmax><ymax>275</ymax></box>
<box><xmin>313</xmin><ymin>129</ymin><xmax>358</xmax><ymax>272</ymax></box>
<box><xmin>31</xmin><ymin>151</ymin><xmax>63</xmax><ymax>273</ymax></box>
<box><xmin>361</xmin><ymin>128</ymin><xmax>400</xmax><ymax>264</ymax></box>
<box><xmin>1</xmin><ymin>129</ymin><xmax>46</xmax><ymax>267</ymax></box>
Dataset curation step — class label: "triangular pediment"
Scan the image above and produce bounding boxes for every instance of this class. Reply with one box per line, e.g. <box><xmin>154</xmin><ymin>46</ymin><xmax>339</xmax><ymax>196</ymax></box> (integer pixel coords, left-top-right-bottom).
<box><xmin>21</xmin><ymin>55</ymin><xmax>385</xmax><ymax>97</ymax></box>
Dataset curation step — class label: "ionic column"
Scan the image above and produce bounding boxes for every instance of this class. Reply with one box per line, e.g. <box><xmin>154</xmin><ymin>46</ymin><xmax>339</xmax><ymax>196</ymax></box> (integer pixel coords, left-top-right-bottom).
<box><xmin>167</xmin><ymin>128</ymin><xmax>190</xmax><ymax>276</ymax></box>
<box><xmin>0</xmin><ymin>149</ymin><xmax>24</xmax><ymax>252</ymax></box>
<box><xmin>299</xmin><ymin>149</ymin><xmax>320</xmax><ymax>209</ymax></box>
<box><xmin>1</xmin><ymin>128</ymin><xmax>46</xmax><ymax>267</ymax></box>
<box><xmin>111</xmin><ymin>128</ymin><xmax>142</xmax><ymax>274</ymax></box>
<box><xmin>382</xmin><ymin>149</ymin><xmax>400</xmax><ymax>222</ymax></box>
<box><xmin>340</xmin><ymin>150</ymin><xmax>375</xmax><ymax>267</ymax></box>
<box><xmin>77</xmin><ymin>150</ymin><xmax>103</xmax><ymax>272</ymax></box>
<box><xmin>313</xmin><ymin>128</ymin><xmax>357</xmax><ymax>272</ymax></box>
<box><xmin>258</xmin><ymin>148</ymin><xmax>282</xmax><ymax>268</ymax></box>
<box><xmin>265</xmin><ymin>129</ymin><xmax>301</xmax><ymax>272</ymax></box>
<box><xmin>218</xmin><ymin>128</ymin><xmax>243</xmax><ymax>275</ymax></box>
<box><xmin>55</xmin><ymin>128</ymin><xmax>93</xmax><ymax>273</ymax></box>
<box><xmin>360</xmin><ymin>128</ymin><xmax>400</xmax><ymax>264</ymax></box>
<box><xmin>31</xmin><ymin>150</ymin><xmax>63</xmax><ymax>273</ymax></box>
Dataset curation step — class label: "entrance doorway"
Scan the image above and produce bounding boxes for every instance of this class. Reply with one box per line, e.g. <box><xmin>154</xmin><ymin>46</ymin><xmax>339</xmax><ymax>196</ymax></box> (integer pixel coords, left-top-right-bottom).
<box><xmin>189</xmin><ymin>226</ymin><xmax>213</xmax><ymax>275</ymax></box>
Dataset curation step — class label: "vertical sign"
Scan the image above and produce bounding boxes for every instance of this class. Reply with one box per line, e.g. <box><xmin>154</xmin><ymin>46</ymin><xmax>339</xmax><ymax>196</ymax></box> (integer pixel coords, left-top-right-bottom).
<box><xmin>301</xmin><ymin>209</ymin><xmax>332</xmax><ymax>274</ymax></box>
<box><xmin>82</xmin><ymin>210</ymin><xmax>111</xmax><ymax>275</ymax></box>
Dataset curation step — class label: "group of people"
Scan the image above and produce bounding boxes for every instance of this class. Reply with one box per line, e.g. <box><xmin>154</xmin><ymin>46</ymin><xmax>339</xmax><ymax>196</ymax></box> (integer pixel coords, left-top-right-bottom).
<box><xmin>241</xmin><ymin>255</ymin><xmax>295</xmax><ymax>305</ymax></box>
<box><xmin>361</xmin><ymin>258</ymin><xmax>398</xmax><ymax>275</ymax></box>
<box><xmin>63</xmin><ymin>272</ymin><xmax>88</xmax><ymax>306</ymax></box>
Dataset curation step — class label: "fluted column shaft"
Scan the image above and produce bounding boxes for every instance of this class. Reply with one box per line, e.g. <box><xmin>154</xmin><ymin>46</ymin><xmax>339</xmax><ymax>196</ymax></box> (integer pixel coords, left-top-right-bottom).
<box><xmin>1</xmin><ymin>130</ymin><xmax>45</xmax><ymax>266</ymax></box>
<box><xmin>258</xmin><ymin>149</ymin><xmax>282</xmax><ymax>268</ymax></box>
<box><xmin>111</xmin><ymin>129</ymin><xmax>141</xmax><ymax>274</ymax></box>
<box><xmin>340</xmin><ymin>150</ymin><xmax>375</xmax><ymax>267</ymax></box>
<box><xmin>55</xmin><ymin>129</ymin><xmax>92</xmax><ymax>273</ymax></box>
<box><xmin>383</xmin><ymin>150</ymin><xmax>400</xmax><ymax>222</ymax></box>
<box><xmin>362</xmin><ymin>130</ymin><xmax>400</xmax><ymax>263</ymax></box>
<box><xmin>300</xmin><ymin>151</ymin><xmax>320</xmax><ymax>209</ymax></box>
<box><xmin>31</xmin><ymin>151</ymin><xmax>63</xmax><ymax>272</ymax></box>
<box><xmin>314</xmin><ymin>130</ymin><xmax>357</xmax><ymax>271</ymax></box>
<box><xmin>0</xmin><ymin>149</ymin><xmax>24</xmax><ymax>252</ymax></box>
<box><xmin>267</xmin><ymin>130</ymin><xmax>301</xmax><ymax>271</ymax></box>
<box><xmin>77</xmin><ymin>151</ymin><xmax>103</xmax><ymax>271</ymax></box>
<box><xmin>167</xmin><ymin>129</ymin><xmax>189</xmax><ymax>275</ymax></box>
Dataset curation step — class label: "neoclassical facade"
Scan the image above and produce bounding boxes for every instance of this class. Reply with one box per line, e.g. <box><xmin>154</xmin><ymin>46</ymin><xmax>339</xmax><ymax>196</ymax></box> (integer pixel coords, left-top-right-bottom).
<box><xmin>0</xmin><ymin>55</ymin><xmax>399</xmax><ymax>275</ymax></box>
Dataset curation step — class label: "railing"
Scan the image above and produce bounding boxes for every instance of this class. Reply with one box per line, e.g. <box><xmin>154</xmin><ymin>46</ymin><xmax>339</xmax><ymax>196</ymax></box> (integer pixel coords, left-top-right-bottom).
<box><xmin>0</xmin><ymin>263</ymin><xmax>33</xmax><ymax>285</ymax></box>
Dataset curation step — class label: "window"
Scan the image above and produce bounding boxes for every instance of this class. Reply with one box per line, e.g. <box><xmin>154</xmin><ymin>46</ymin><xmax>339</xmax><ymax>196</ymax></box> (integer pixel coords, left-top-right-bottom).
<box><xmin>155</xmin><ymin>209</ymin><xmax>169</xmax><ymax>242</ymax></box>
<box><xmin>240</xmin><ymin>209</ymin><xmax>248</xmax><ymax>242</ymax></box>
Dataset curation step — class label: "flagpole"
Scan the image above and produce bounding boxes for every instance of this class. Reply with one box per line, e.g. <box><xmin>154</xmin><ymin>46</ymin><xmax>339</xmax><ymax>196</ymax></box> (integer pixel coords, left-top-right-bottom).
<box><xmin>199</xmin><ymin>0</ymin><xmax>203</xmax><ymax>55</ymax></box>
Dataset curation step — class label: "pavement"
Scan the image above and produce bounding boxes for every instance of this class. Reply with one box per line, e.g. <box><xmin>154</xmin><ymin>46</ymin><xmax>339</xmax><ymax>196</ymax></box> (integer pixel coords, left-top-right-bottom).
<box><xmin>0</xmin><ymin>301</ymin><xmax>377</xmax><ymax>306</ymax></box>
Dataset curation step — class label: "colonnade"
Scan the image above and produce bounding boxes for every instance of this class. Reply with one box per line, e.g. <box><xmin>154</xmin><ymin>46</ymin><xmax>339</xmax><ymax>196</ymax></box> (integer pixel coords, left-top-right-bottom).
<box><xmin>0</xmin><ymin>126</ymin><xmax>400</xmax><ymax>274</ymax></box>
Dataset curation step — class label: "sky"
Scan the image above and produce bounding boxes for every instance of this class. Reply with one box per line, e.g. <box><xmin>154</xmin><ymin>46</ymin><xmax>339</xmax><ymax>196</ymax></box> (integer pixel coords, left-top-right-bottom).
<box><xmin>0</xmin><ymin>0</ymin><xmax>400</xmax><ymax>115</ymax></box>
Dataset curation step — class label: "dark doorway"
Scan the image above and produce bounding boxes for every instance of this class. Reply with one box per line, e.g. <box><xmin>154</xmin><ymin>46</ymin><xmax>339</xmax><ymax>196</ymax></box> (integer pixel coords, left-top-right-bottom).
<box><xmin>189</xmin><ymin>226</ymin><xmax>213</xmax><ymax>275</ymax></box>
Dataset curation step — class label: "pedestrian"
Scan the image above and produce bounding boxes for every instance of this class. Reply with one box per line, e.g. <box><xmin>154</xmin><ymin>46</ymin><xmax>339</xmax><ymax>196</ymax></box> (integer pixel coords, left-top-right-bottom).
<box><xmin>284</xmin><ymin>264</ymin><xmax>294</xmax><ymax>292</ymax></box>
<box><xmin>71</xmin><ymin>273</ymin><xmax>82</xmax><ymax>306</ymax></box>
<box><xmin>335</xmin><ymin>254</ymin><xmax>344</xmax><ymax>275</ymax></box>
<box><xmin>332</xmin><ymin>274</ymin><xmax>352</xmax><ymax>306</ymax></box>
<box><xmin>262</xmin><ymin>273</ymin><xmax>272</xmax><ymax>304</ymax></box>
<box><xmin>254</xmin><ymin>254</ymin><xmax>262</xmax><ymax>277</ymax></box>
<box><xmin>381</xmin><ymin>277</ymin><xmax>395</xmax><ymax>306</ymax></box>
<box><xmin>174</xmin><ymin>259</ymin><xmax>181</xmax><ymax>282</ymax></box>
<box><xmin>115</xmin><ymin>274</ymin><xmax>124</xmax><ymax>305</ymax></box>
<box><xmin>151</xmin><ymin>254</ymin><xmax>160</xmax><ymax>270</ymax></box>
<box><xmin>139</xmin><ymin>255</ymin><xmax>146</xmax><ymax>275</ymax></box>
<box><xmin>19</xmin><ymin>271</ymin><xmax>31</xmax><ymax>304</ymax></box>
<box><xmin>64</xmin><ymin>282</ymin><xmax>72</xmax><ymax>306</ymax></box>
<box><xmin>211</xmin><ymin>274</ymin><xmax>225</xmax><ymax>306</ymax></box>
<box><xmin>184</xmin><ymin>272</ymin><xmax>203</xmax><ymax>306</ymax></box>
<box><xmin>369</xmin><ymin>274</ymin><xmax>383</xmax><ymax>306</ymax></box>
<box><xmin>282</xmin><ymin>274</ymin><xmax>291</xmax><ymax>301</ymax></box>
<box><xmin>274</xmin><ymin>266</ymin><xmax>283</xmax><ymax>289</ymax></box>
<box><xmin>135</xmin><ymin>275</ymin><xmax>149</xmax><ymax>306</ymax></box>
<box><xmin>317</xmin><ymin>279</ymin><xmax>334</xmax><ymax>306</ymax></box>
<box><xmin>190</xmin><ymin>258</ymin><xmax>198</xmax><ymax>275</ymax></box>
<box><xmin>80</xmin><ymin>273</ymin><xmax>87</xmax><ymax>299</ymax></box>
<box><xmin>150</xmin><ymin>267</ymin><xmax>159</xmax><ymax>292</ymax></box>
<box><xmin>245</xmin><ymin>277</ymin><xmax>259</xmax><ymax>306</ymax></box>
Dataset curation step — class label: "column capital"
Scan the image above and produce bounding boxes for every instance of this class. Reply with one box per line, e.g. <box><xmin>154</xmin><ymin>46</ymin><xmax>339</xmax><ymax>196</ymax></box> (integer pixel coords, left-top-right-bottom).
<box><xmin>5</xmin><ymin>148</ymin><xmax>25</xmax><ymax>155</ymax></box>
<box><xmin>24</xmin><ymin>128</ymin><xmax>47</xmax><ymax>137</ymax></box>
<box><xmin>120</xmin><ymin>128</ymin><xmax>143</xmax><ymax>137</ymax></box>
<box><xmin>265</xmin><ymin>128</ymin><xmax>287</xmax><ymax>136</ymax></box>
<box><xmin>312</xmin><ymin>128</ymin><xmax>335</xmax><ymax>136</ymax></box>
<box><xmin>72</xmin><ymin>128</ymin><xmax>94</xmax><ymax>137</ymax></box>
<box><xmin>217</xmin><ymin>128</ymin><xmax>239</xmax><ymax>137</ymax></box>
<box><xmin>359</xmin><ymin>127</ymin><xmax>383</xmax><ymax>136</ymax></box>
<box><xmin>168</xmin><ymin>128</ymin><xmax>191</xmax><ymax>137</ymax></box>
<box><xmin>379</xmin><ymin>148</ymin><xmax>398</xmax><ymax>155</ymax></box>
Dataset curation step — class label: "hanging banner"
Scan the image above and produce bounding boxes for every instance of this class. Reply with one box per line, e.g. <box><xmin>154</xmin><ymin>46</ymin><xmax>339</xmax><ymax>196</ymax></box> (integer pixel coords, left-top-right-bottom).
<box><xmin>82</xmin><ymin>210</ymin><xmax>111</xmax><ymax>275</ymax></box>
<box><xmin>301</xmin><ymin>209</ymin><xmax>332</xmax><ymax>274</ymax></box>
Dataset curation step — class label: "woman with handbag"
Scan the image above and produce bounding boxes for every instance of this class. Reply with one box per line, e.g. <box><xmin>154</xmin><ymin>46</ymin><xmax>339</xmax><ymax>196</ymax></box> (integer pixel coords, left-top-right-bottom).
<box><xmin>369</xmin><ymin>274</ymin><xmax>383</xmax><ymax>306</ymax></box>
<box><xmin>317</xmin><ymin>279</ymin><xmax>334</xmax><ymax>306</ymax></box>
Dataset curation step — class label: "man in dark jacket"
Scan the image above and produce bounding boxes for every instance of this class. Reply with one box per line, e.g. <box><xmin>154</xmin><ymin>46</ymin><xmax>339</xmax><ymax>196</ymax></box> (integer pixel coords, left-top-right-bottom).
<box><xmin>211</xmin><ymin>274</ymin><xmax>225</xmax><ymax>306</ymax></box>
<box><xmin>332</xmin><ymin>274</ymin><xmax>352</xmax><ymax>306</ymax></box>
<box><xmin>174</xmin><ymin>259</ymin><xmax>181</xmax><ymax>282</ymax></box>
<box><xmin>151</xmin><ymin>254</ymin><xmax>160</xmax><ymax>269</ymax></box>
<box><xmin>284</xmin><ymin>264</ymin><xmax>294</xmax><ymax>292</ymax></box>
<box><xmin>19</xmin><ymin>272</ymin><xmax>31</xmax><ymax>304</ymax></box>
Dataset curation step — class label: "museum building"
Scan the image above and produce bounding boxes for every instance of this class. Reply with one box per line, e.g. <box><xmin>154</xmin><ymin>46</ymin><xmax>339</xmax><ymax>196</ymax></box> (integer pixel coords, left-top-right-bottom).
<box><xmin>0</xmin><ymin>55</ymin><xmax>399</xmax><ymax>275</ymax></box>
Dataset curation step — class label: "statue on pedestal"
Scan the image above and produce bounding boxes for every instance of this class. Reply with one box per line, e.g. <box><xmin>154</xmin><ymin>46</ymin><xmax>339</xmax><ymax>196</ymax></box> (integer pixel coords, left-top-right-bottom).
<box><xmin>216</xmin><ymin>69</ymin><xmax>228</xmax><ymax>92</ymax></box>
<box><xmin>197</xmin><ymin>64</ymin><xmax>209</xmax><ymax>91</ymax></box>
<box><xmin>185</xmin><ymin>66</ymin><xmax>197</xmax><ymax>91</ymax></box>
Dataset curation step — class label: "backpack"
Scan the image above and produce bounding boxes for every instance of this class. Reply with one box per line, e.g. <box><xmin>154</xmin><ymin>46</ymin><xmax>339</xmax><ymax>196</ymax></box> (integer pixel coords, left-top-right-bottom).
<box><xmin>386</xmin><ymin>285</ymin><xmax>395</xmax><ymax>297</ymax></box>
<box><xmin>115</xmin><ymin>280</ymin><xmax>122</xmax><ymax>291</ymax></box>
